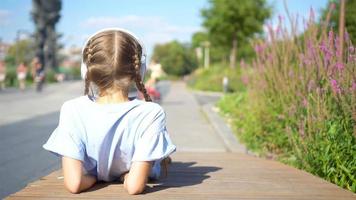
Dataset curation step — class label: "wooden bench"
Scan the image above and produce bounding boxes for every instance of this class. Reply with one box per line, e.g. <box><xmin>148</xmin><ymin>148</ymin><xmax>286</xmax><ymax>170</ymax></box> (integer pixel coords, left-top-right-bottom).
<box><xmin>6</xmin><ymin>152</ymin><xmax>355</xmax><ymax>199</ymax></box>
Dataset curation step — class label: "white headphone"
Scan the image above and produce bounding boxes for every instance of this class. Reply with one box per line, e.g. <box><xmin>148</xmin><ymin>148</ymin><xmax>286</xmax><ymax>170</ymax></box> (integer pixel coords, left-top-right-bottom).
<box><xmin>80</xmin><ymin>28</ymin><xmax>147</xmax><ymax>98</ymax></box>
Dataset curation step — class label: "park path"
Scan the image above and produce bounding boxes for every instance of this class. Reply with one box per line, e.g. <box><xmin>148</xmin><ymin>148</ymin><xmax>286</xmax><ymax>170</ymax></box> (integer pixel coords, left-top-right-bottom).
<box><xmin>5</xmin><ymin>81</ymin><xmax>356</xmax><ymax>200</ymax></box>
<box><xmin>160</xmin><ymin>81</ymin><xmax>227</xmax><ymax>152</ymax></box>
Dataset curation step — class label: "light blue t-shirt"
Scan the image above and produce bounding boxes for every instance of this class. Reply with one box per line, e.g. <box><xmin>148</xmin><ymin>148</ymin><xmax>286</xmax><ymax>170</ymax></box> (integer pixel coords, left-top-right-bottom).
<box><xmin>43</xmin><ymin>95</ymin><xmax>176</xmax><ymax>181</ymax></box>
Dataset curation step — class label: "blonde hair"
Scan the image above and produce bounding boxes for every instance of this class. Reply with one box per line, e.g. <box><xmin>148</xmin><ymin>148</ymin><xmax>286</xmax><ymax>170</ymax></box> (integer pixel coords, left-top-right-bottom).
<box><xmin>82</xmin><ymin>30</ymin><xmax>151</xmax><ymax>101</ymax></box>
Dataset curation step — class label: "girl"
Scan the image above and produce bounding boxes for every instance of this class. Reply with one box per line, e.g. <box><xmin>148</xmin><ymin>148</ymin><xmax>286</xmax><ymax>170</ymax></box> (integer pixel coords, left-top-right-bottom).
<box><xmin>43</xmin><ymin>28</ymin><xmax>176</xmax><ymax>195</ymax></box>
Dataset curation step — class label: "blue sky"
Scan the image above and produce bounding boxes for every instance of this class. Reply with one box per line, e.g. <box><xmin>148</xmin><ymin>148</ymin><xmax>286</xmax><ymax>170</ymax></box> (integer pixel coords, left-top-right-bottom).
<box><xmin>0</xmin><ymin>0</ymin><xmax>328</xmax><ymax>57</ymax></box>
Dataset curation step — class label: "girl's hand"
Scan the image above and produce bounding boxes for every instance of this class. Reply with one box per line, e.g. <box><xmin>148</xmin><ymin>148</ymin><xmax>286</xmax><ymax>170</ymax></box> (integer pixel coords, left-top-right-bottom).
<box><xmin>123</xmin><ymin>161</ymin><xmax>152</xmax><ymax>195</ymax></box>
<box><xmin>62</xmin><ymin>156</ymin><xmax>97</xmax><ymax>194</ymax></box>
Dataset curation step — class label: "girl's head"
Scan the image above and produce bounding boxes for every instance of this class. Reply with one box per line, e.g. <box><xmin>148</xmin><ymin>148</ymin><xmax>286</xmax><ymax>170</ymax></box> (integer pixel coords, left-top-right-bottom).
<box><xmin>81</xmin><ymin>29</ymin><xmax>151</xmax><ymax>101</ymax></box>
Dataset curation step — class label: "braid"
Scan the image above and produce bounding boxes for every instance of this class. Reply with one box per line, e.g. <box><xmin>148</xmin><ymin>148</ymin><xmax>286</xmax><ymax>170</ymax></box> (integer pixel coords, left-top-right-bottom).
<box><xmin>84</xmin><ymin>74</ymin><xmax>90</xmax><ymax>95</ymax></box>
<box><xmin>133</xmin><ymin>53</ymin><xmax>152</xmax><ymax>102</ymax></box>
<box><xmin>83</xmin><ymin>40</ymin><xmax>94</xmax><ymax>95</ymax></box>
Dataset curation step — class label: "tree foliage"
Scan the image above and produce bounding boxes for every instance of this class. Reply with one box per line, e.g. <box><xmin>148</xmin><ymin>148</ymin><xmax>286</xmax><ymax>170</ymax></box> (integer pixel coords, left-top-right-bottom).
<box><xmin>322</xmin><ymin>0</ymin><xmax>356</xmax><ymax>44</ymax></box>
<box><xmin>201</xmin><ymin>0</ymin><xmax>271</xmax><ymax>67</ymax></box>
<box><xmin>151</xmin><ymin>41</ymin><xmax>197</xmax><ymax>76</ymax></box>
<box><xmin>191</xmin><ymin>31</ymin><xmax>229</xmax><ymax>64</ymax></box>
<box><xmin>5</xmin><ymin>39</ymin><xmax>35</xmax><ymax>66</ymax></box>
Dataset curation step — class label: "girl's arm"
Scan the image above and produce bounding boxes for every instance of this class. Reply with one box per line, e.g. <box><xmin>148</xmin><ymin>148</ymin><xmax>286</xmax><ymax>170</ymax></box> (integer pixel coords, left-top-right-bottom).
<box><xmin>62</xmin><ymin>156</ymin><xmax>97</xmax><ymax>194</ymax></box>
<box><xmin>122</xmin><ymin>161</ymin><xmax>152</xmax><ymax>195</ymax></box>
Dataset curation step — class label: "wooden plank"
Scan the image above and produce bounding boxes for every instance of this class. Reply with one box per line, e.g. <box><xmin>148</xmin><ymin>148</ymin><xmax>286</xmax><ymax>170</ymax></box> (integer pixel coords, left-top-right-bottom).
<box><xmin>6</xmin><ymin>152</ymin><xmax>356</xmax><ymax>200</ymax></box>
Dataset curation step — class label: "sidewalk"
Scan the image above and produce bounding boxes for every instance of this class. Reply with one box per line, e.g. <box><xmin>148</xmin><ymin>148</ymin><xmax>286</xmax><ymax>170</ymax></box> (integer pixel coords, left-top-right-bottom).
<box><xmin>0</xmin><ymin>81</ymin><xmax>82</xmax><ymax>126</ymax></box>
<box><xmin>160</xmin><ymin>81</ymin><xmax>227</xmax><ymax>152</ymax></box>
<box><xmin>5</xmin><ymin>81</ymin><xmax>356</xmax><ymax>199</ymax></box>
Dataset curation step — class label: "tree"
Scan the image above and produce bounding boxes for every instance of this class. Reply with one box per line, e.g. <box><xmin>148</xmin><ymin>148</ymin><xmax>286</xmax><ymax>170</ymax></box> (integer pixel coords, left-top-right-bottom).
<box><xmin>321</xmin><ymin>0</ymin><xmax>356</xmax><ymax>44</ymax></box>
<box><xmin>5</xmin><ymin>39</ymin><xmax>35</xmax><ymax>66</ymax></box>
<box><xmin>31</xmin><ymin>0</ymin><xmax>62</xmax><ymax>71</ymax></box>
<box><xmin>192</xmin><ymin>31</ymin><xmax>230</xmax><ymax>65</ymax></box>
<box><xmin>201</xmin><ymin>0</ymin><xmax>271</xmax><ymax>68</ymax></box>
<box><xmin>152</xmin><ymin>41</ymin><xmax>197</xmax><ymax>76</ymax></box>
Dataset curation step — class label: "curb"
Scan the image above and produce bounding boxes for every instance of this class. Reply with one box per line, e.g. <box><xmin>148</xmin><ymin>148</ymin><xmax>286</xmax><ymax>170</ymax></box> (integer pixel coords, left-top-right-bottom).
<box><xmin>201</xmin><ymin>103</ymin><xmax>255</xmax><ymax>155</ymax></box>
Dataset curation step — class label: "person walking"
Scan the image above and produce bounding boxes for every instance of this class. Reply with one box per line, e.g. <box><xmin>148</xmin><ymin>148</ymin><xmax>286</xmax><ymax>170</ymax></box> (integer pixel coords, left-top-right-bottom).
<box><xmin>0</xmin><ymin>60</ymin><xmax>6</xmax><ymax>90</ymax></box>
<box><xmin>17</xmin><ymin>62</ymin><xmax>28</xmax><ymax>90</ymax></box>
<box><xmin>31</xmin><ymin>57</ymin><xmax>45</xmax><ymax>91</ymax></box>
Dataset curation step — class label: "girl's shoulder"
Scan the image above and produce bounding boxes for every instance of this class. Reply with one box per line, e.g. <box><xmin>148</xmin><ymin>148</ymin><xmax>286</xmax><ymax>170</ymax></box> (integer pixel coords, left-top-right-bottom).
<box><xmin>61</xmin><ymin>95</ymin><xmax>90</xmax><ymax>109</ymax></box>
<box><xmin>135</xmin><ymin>100</ymin><xmax>166</xmax><ymax>117</ymax></box>
<box><xmin>61</xmin><ymin>96</ymin><xmax>165</xmax><ymax>116</ymax></box>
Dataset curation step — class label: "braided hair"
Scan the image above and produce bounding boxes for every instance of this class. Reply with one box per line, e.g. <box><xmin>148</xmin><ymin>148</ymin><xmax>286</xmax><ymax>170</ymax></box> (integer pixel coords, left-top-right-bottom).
<box><xmin>82</xmin><ymin>31</ymin><xmax>152</xmax><ymax>102</ymax></box>
<box><xmin>133</xmin><ymin>53</ymin><xmax>152</xmax><ymax>102</ymax></box>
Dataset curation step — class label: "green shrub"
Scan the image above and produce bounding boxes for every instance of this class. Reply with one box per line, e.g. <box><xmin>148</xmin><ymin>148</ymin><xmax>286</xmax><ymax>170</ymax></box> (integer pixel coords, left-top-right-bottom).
<box><xmin>45</xmin><ymin>69</ymin><xmax>57</xmax><ymax>83</ymax></box>
<box><xmin>5</xmin><ymin>66</ymin><xmax>17</xmax><ymax>87</ymax></box>
<box><xmin>152</xmin><ymin>41</ymin><xmax>197</xmax><ymax>76</ymax></box>
<box><xmin>217</xmin><ymin>14</ymin><xmax>356</xmax><ymax>192</ymax></box>
<box><xmin>218</xmin><ymin>88</ymin><xmax>356</xmax><ymax>192</ymax></box>
<box><xmin>187</xmin><ymin>64</ymin><xmax>245</xmax><ymax>93</ymax></box>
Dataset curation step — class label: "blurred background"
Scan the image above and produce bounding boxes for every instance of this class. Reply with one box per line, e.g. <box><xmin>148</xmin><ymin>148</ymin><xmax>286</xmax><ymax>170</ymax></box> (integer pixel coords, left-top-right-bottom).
<box><xmin>0</xmin><ymin>0</ymin><xmax>355</xmax><ymax>198</ymax></box>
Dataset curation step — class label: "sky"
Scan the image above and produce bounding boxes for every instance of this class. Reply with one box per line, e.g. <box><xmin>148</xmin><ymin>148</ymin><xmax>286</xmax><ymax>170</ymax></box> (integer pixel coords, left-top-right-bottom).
<box><xmin>0</xmin><ymin>0</ymin><xmax>329</xmax><ymax>57</ymax></box>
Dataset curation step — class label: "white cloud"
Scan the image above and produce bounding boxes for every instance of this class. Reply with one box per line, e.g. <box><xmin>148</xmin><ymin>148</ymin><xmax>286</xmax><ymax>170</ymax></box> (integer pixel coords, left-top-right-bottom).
<box><xmin>80</xmin><ymin>15</ymin><xmax>201</xmax><ymax>56</ymax></box>
<box><xmin>81</xmin><ymin>15</ymin><xmax>201</xmax><ymax>38</ymax></box>
<box><xmin>0</xmin><ymin>9</ymin><xmax>11</xmax><ymax>25</ymax></box>
<box><xmin>82</xmin><ymin>15</ymin><xmax>165</xmax><ymax>30</ymax></box>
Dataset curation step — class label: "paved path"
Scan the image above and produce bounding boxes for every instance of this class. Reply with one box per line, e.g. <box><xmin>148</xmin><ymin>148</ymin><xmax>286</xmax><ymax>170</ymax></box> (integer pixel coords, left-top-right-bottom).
<box><xmin>0</xmin><ymin>81</ymin><xmax>82</xmax><ymax>126</ymax></box>
<box><xmin>3</xmin><ymin>81</ymin><xmax>356</xmax><ymax>199</ymax></box>
<box><xmin>160</xmin><ymin>81</ymin><xmax>226</xmax><ymax>152</ymax></box>
<box><xmin>0</xmin><ymin>82</ymin><xmax>83</xmax><ymax>198</ymax></box>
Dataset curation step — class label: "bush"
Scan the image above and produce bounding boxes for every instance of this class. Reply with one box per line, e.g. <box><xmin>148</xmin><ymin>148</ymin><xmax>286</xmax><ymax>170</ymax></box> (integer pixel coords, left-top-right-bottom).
<box><xmin>152</xmin><ymin>41</ymin><xmax>197</xmax><ymax>76</ymax></box>
<box><xmin>187</xmin><ymin>64</ymin><xmax>246</xmax><ymax>93</ymax></box>
<box><xmin>217</xmin><ymin>10</ymin><xmax>356</xmax><ymax>192</ymax></box>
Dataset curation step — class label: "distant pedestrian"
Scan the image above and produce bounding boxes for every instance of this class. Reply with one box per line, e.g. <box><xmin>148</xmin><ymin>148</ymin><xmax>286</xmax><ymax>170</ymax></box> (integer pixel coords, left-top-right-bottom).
<box><xmin>0</xmin><ymin>60</ymin><xmax>6</xmax><ymax>90</ymax></box>
<box><xmin>31</xmin><ymin>57</ymin><xmax>45</xmax><ymax>91</ymax></box>
<box><xmin>223</xmin><ymin>76</ymin><xmax>229</xmax><ymax>93</ymax></box>
<box><xmin>0</xmin><ymin>61</ymin><xmax>6</xmax><ymax>90</ymax></box>
<box><xmin>43</xmin><ymin>28</ymin><xmax>176</xmax><ymax>195</ymax></box>
<box><xmin>17</xmin><ymin>62</ymin><xmax>28</xmax><ymax>90</ymax></box>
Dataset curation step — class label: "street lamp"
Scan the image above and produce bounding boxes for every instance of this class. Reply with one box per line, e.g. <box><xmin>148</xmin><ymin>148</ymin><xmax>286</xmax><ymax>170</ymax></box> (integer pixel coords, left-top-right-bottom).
<box><xmin>15</xmin><ymin>29</ymin><xmax>32</xmax><ymax>65</ymax></box>
<box><xmin>201</xmin><ymin>41</ymin><xmax>210</xmax><ymax>69</ymax></box>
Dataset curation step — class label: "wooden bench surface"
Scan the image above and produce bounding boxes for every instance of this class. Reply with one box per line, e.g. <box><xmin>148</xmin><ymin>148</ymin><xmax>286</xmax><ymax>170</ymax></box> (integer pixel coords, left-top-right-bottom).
<box><xmin>6</xmin><ymin>152</ymin><xmax>356</xmax><ymax>200</ymax></box>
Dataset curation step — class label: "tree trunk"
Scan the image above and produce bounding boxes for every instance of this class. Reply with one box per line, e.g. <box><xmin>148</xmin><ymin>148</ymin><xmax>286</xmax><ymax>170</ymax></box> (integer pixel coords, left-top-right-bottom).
<box><xmin>229</xmin><ymin>34</ymin><xmax>237</xmax><ymax>68</ymax></box>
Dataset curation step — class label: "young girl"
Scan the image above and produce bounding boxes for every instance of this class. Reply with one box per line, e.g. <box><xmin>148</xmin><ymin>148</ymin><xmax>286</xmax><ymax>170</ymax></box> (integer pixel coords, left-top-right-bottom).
<box><xmin>43</xmin><ymin>28</ymin><xmax>176</xmax><ymax>195</ymax></box>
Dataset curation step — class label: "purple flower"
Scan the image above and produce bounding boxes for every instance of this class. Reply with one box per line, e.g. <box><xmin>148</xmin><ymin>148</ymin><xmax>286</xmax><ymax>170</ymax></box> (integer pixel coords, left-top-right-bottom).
<box><xmin>335</xmin><ymin>36</ymin><xmax>341</xmax><ymax>57</ymax></box>
<box><xmin>240</xmin><ymin>59</ymin><xmax>246</xmax><ymax>68</ymax></box>
<box><xmin>309</xmin><ymin>7</ymin><xmax>315</xmax><ymax>22</ymax></box>
<box><xmin>330</xmin><ymin>2</ymin><xmax>336</xmax><ymax>10</ymax></box>
<box><xmin>345</xmin><ymin>31</ymin><xmax>350</xmax><ymax>41</ymax></box>
<box><xmin>330</xmin><ymin>79</ymin><xmax>341</xmax><ymax>94</ymax></box>
<box><xmin>352</xmin><ymin>82</ymin><xmax>356</xmax><ymax>91</ymax></box>
<box><xmin>349</xmin><ymin>46</ymin><xmax>355</xmax><ymax>53</ymax></box>
<box><xmin>328</xmin><ymin>31</ymin><xmax>334</xmax><ymax>46</ymax></box>
<box><xmin>241</xmin><ymin>76</ymin><xmax>249</xmax><ymax>85</ymax></box>
<box><xmin>278</xmin><ymin>15</ymin><xmax>283</xmax><ymax>23</ymax></box>
<box><xmin>320</xmin><ymin>41</ymin><xmax>333</xmax><ymax>63</ymax></box>
<box><xmin>335</xmin><ymin>62</ymin><xmax>344</xmax><ymax>71</ymax></box>
<box><xmin>254</xmin><ymin>43</ymin><xmax>266</xmax><ymax>53</ymax></box>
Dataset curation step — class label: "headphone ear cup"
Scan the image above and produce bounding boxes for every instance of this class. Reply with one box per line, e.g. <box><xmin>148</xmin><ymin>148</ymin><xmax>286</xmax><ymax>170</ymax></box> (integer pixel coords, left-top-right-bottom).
<box><xmin>81</xmin><ymin>61</ymin><xmax>87</xmax><ymax>80</ymax></box>
<box><xmin>140</xmin><ymin>54</ymin><xmax>146</xmax><ymax>80</ymax></box>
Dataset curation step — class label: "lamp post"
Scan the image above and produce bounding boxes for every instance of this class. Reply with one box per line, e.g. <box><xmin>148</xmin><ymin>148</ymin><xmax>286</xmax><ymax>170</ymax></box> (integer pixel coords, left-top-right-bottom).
<box><xmin>202</xmin><ymin>41</ymin><xmax>210</xmax><ymax>69</ymax></box>
<box><xmin>15</xmin><ymin>29</ymin><xmax>31</xmax><ymax>65</ymax></box>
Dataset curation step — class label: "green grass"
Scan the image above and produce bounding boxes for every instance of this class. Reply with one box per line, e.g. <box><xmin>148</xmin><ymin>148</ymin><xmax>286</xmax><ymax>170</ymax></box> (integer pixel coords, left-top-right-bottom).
<box><xmin>187</xmin><ymin>64</ymin><xmax>245</xmax><ymax>93</ymax></box>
